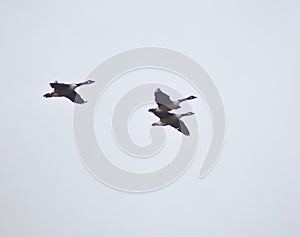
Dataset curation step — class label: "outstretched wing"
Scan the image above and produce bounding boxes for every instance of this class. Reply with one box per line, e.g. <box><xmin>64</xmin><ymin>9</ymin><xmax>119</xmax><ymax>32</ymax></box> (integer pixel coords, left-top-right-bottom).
<box><xmin>154</xmin><ymin>88</ymin><xmax>173</xmax><ymax>107</ymax></box>
<box><xmin>50</xmin><ymin>81</ymin><xmax>69</xmax><ymax>90</ymax></box>
<box><xmin>169</xmin><ymin>119</ymin><xmax>190</xmax><ymax>136</ymax></box>
<box><xmin>65</xmin><ymin>91</ymin><xmax>86</xmax><ymax>104</ymax></box>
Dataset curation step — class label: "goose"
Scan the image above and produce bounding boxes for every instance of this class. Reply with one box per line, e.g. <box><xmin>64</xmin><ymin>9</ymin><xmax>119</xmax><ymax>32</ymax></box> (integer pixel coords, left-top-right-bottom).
<box><xmin>148</xmin><ymin>109</ymin><xmax>194</xmax><ymax>136</ymax></box>
<box><xmin>150</xmin><ymin>88</ymin><xmax>197</xmax><ymax>112</ymax></box>
<box><xmin>43</xmin><ymin>80</ymin><xmax>95</xmax><ymax>104</ymax></box>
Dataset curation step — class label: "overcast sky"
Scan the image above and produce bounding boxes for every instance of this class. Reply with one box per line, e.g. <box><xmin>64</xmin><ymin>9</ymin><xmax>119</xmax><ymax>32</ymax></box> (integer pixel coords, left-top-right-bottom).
<box><xmin>0</xmin><ymin>0</ymin><xmax>299</xmax><ymax>236</ymax></box>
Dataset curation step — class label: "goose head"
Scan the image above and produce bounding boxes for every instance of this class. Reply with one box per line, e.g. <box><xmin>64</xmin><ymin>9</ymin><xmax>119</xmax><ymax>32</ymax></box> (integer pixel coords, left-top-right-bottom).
<box><xmin>187</xmin><ymin>95</ymin><xmax>197</xmax><ymax>100</ymax></box>
<box><xmin>85</xmin><ymin>80</ymin><xmax>95</xmax><ymax>84</ymax></box>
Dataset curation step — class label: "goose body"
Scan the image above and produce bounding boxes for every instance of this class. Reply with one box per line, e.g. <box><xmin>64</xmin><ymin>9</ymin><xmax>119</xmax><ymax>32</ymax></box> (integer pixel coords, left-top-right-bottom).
<box><xmin>149</xmin><ymin>109</ymin><xmax>194</xmax><ymax>136</ymax></box>
<box><xmin>151</xmin><ymin>88</ymin><xmax>197</xmax><ymax>112</ymax></box>
<box><xmin>43</xmin><ymin>80</ymin><xmax>94</xmax><ymax>104</ymax></box>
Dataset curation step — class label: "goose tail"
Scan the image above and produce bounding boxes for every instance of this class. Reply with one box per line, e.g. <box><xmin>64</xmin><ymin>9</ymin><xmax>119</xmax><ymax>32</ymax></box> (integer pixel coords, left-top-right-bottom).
<box><xmin>43</xmin><ymin>93</ymin><xmax>53</xmax><ymax>98</ymax></box>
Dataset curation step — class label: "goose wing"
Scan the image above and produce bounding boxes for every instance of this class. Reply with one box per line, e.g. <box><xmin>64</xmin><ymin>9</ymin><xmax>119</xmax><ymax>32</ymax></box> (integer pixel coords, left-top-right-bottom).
<box><xmin>169</xmin><ymin>119</ymin><xmax>190</xmax><ymax>136</ymax></box>
<box><xmin>65</xmin><ymin>91</ymin><xmax>86</xmax><ymax>104</ymax></box>
<box><xmin>154</xmin><ymin>88</ymin><xmax>173</xmax><ymax>107</ymax></box>
<box><xmin>50</xmin><ymin>82</ymin><xmax>70</xmax><ymax>90</ymax></box>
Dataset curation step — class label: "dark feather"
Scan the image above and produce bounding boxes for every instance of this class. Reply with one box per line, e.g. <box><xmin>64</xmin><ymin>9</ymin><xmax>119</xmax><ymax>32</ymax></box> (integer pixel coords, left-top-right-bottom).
<box><xmin>153</xmin><ymin>111</ymin><xmax>174</xmax><ymax>119</ymax></box>
<box><xmin>169</xmin><ymin>120</ymin><xmax>190</xmax><ymax>136</ymax></box>
<box><xmin>65</xmin><ymin>91</ymin><xmax>86</xmax><ymax>104</ymax></box>
<box><xmin>50</xmin><ymin>82</ymin><xmax>69</xmax><ymax>90</ymax></box>
<box><xmin>43</xmin><ymin>93</ymin><xmax>52</xmax><ymax>98</ymax></box>
<box><xmin>154</xmin><ymin>88</ymin><xmax>173</xmax><ymax>107</ymax></box>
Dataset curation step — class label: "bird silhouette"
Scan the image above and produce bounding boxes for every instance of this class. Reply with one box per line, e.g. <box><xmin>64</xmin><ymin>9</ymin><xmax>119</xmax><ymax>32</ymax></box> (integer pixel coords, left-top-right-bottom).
<box><xmin>43</xmin><ymin>80</ymin><xmax>95</xmax><ymax>104</ymax></box>
<box><xmin>149</xmin><ymin>88</ymin><xmax>197</xmax><ymax>112</ymax></box>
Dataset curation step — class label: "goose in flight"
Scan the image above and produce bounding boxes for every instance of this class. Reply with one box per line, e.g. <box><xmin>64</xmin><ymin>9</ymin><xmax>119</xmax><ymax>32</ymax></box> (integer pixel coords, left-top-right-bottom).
<box><xmin>148</xmin><ymin>109</ymin><xmax>194</xmax><ymax>136</ymax></box>
<box><xmin>150</xmin><ymin>88</ymin><xmax>197</xmax><ymax>112</ymax></box>
<box><xmin>43</xmin><ymin>80</ymin><xmax>95</xmax><ymax>104</ymax></box>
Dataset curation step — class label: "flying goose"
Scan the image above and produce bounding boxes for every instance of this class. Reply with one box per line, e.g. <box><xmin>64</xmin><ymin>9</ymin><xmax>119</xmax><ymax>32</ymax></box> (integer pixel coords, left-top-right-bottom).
<box><xmin>150</xmin><ymin>88</ymin><xmax>197</xmax><ymax>112</ymax></box>
<box><xmin>43</xmin><ymin>80</ymin><xmax>95</xmax><ymax>104</ymax></box>
<box><xmin>148</xmin><ymin>109</ymin><xmax>195</xmax><ymax>136</ymax></box>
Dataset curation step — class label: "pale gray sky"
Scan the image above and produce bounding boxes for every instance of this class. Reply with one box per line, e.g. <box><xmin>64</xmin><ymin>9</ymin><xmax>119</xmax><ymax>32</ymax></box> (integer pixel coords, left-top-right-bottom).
<box><xmin>0</xmin><ymin>0</ymin><xmax>299</xmax><ymax>236</ymax></box>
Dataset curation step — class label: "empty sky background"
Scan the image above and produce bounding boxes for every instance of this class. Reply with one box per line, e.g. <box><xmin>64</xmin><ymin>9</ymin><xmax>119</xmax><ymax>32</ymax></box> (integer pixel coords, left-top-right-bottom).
<box><xmin>0</xmin><ymin>0</ymin><xmax>299</xmax><ymax>236</ymax></box>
